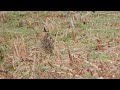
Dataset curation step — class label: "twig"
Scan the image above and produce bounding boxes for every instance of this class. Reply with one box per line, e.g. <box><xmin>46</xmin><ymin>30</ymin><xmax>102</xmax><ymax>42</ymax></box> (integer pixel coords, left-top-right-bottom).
<box><xmin>50</xmin><ymin>70</ymin><xmax>83</xmax><ymax>79</ymax></box>
<box><xmin>83</xmin><ymin>60</ymin><xmax>99</xmax><ymax>70</ymax></box>
<box><xmin>53</xmin><ymin>64</ymin><xmax>73</xmax><ymax>72</ymax></box>
<box><xmin>13</xmin><ymin>41</ymin><xmax>20</xmax><ymax>58</ymax></box>
<box><xmin>70</xmin><ymin>17</ymin><xmax>75</xmax><ymax>29</ymax></box>
<box><xmin>30</xmin><ymin>54</ymin><xmax>36</xmax><ymax>79</ymax></box>
<box><xmin>48</xmin><ymin>62</ymin><xmax>54</xmax><ymax>68</ymax></box>
<box><xmin>81</xmin><ymin>11</ymin><xmax>91</xmax><ymax>19</ymax></box>
<box><xmin>67</xmin><ymin>47</ymin><xmax>73</xmax><ymax>62</ymax></box>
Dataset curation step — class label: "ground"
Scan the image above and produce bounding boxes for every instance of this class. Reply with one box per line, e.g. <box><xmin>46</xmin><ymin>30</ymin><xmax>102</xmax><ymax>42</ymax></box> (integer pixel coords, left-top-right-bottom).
<box><xmin>0</xmin><ymin>11</ymin><xmax>120</xmax><ymax>79</ymax></box>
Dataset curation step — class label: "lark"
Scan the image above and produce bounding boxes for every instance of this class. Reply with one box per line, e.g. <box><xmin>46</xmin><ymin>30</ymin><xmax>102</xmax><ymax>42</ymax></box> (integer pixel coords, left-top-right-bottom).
<box><xmin>40</xmin><ymin>27</ymin><xmax>54</xmax><ymax>56</ymax></box>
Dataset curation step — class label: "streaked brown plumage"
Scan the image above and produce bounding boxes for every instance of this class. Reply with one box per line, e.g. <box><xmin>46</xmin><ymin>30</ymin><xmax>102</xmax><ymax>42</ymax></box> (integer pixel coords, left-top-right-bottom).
<box><xmin>41</xmin><ymin>27</ymin><xmax>54</xmax><ymax>55</ymax></box>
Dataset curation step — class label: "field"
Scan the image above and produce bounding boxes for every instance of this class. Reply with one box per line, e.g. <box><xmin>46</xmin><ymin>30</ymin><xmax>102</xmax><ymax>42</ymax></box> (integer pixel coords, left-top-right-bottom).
<box><xmin>0</xmin><ymin>11</ymin><xmax>120</xmax><ymax>79</ymax></box>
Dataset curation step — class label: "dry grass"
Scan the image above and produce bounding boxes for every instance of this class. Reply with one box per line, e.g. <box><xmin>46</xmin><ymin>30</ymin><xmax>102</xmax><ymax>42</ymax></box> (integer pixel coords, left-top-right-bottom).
<box><xmin>0</xmin><ymin>11</ymin><xmax>120</xmax><ymax>79</ymax></box>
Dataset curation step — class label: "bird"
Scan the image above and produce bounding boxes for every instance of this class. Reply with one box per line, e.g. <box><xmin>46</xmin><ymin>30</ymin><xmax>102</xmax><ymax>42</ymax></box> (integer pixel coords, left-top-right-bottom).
<box><xmin>40</xmin><ymin>27</ymin><xmax>54</xmax><ymax>56</ymax></box>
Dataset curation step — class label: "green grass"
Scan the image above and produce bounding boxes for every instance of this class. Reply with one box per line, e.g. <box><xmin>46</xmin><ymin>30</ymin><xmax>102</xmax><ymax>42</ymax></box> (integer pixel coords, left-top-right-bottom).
<box><xmin>0</xmin><ymin>11</ymin><xmax>120</xmax><ymax>79</ymax></box>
